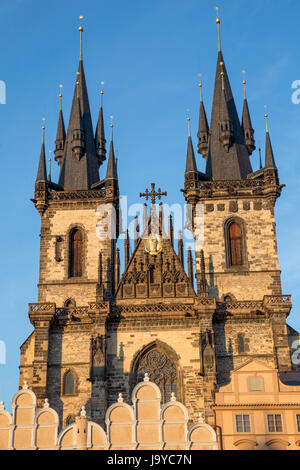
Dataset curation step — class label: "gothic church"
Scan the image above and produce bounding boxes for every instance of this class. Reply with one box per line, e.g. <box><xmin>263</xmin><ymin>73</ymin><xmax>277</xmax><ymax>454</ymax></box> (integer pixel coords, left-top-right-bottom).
<box><xmin>15</xmin><ymin>15</ymin><xmax>300</xmax><ymax>450</ymax></box>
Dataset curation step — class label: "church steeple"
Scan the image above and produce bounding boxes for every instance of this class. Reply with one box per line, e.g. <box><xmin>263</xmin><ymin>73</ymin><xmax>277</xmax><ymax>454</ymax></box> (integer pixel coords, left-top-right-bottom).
<box><xmin>264</xmin><ymin>113</ymin><xmax>277</xmax><ymax>170</ymax></box>
<box><xmin>58</xmin><ymin>23</ymin><xmax>100</xmax><ymax>190</ymax></box>
<box><xmin>95</xmin><ymin>85</ymin><xmax>107</xmax><ymax>167</ymax></box>
<box><xmin>205</xmin><ymin>13</ymin><xmax>253</xmax><ymax>180</ymax></box>
<box><xmin>36</xmin><ymin>123</ymin><xmax>47</xmax><ymax>182</ymax></box>
<box><xmin>197</xmin><ymin>82</ymin><xmax>210</xmax><ymax>159</ymax></box>
<box><xmin>54</xmin><ymin>86</ymin><xmax>66</xmax><ymax>167</ymax></box>
<box><xmin>241</xmin><ymin>75</ymin><xmax>256</xmax><ymax>155</ymax></box>
<box><xmin>185</xmin><ymin>117</ymin><xmax>198</xmax><ymax>173</ymax></box>
<box><xmin>106</xmin><ymin>123</ymin><xmax>118</xmax><ymax>180</ymax></box>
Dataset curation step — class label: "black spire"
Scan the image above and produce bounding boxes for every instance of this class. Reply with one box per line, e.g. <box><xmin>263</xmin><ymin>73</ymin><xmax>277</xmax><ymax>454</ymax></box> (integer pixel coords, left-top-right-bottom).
<box><xmin>54</xmin><ymin>89</ymin><xmax>66</xmax><ymax>167</ymax></box>
<box><xmin>205</xmin><ymin>16</ymin><xmax>253</xmax><ymax>180</ymax></box>
<box><xmin>95</xmin><ymin>88</ymin><xmax>106</xmax><ymax>167</ymax></box>
<box><xmin>106</xmin><ymin>125</ymin><xmax>118</xmax><ymax>180</ymax></box>
<box><xmin>197</xmin><ymin>84</ymin><xmax>210</xmax><ymax>159</ymax></box>
<box><xmin>241</xmin><ymin>79</ymin><xmax>256</xmax><ymax>155</ymax></box>
<box><xmin>185</xmin><ymin>118</ymin><xmax>198</xmax><ymax>173</ymax></box>
<box><xmin>58</xmin><ymin>27</ymin><xmax>100</xmax><ymax>190</ymax></box>
<box><xmin>264</xmin><ymin>115</ymin><xmax>277</xmax><ymax>169</ymax></box>
<box><xmin>36</xmin><ymin>125</ymin><xmax>47</xmax><ymax>182</ymax></box>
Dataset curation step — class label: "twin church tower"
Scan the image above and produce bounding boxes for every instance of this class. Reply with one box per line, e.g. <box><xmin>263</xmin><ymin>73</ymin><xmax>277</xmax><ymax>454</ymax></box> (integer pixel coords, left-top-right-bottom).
<box><xmin>20</xmin><ymin>14</ymin><xmax>294</xmax><ymax>430</ymax></box>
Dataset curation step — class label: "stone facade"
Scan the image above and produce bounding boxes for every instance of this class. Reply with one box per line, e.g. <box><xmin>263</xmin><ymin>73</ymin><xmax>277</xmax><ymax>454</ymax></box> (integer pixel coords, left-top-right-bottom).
<box><xmin>15</xmin><ymin>16</ymin><xmax>300</xmax><ymax>450</ymax></box>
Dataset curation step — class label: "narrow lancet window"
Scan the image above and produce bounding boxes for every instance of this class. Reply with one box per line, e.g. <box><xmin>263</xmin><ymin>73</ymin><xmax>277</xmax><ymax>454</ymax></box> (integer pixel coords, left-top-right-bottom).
<box><xmin>70</xmin><ymin>229</ymin><xmax>83</xmax><ymax>277</ymax></box>
<box><xmin>63</xmin><ymin>371</ymin><xmax>75</xmax><ymax>395</ymax></box>
<box><xmin>229</xmin><ymin>222</ymin><xmax>243</xmax><ymax>266</ymax></box>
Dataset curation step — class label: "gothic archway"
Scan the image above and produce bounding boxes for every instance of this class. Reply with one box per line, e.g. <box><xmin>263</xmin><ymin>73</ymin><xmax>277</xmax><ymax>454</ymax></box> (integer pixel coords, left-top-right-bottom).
<box><xmin>130</xmin><ymin>341</ymin><xmax>182</xmax><ymax>403</ymax></box>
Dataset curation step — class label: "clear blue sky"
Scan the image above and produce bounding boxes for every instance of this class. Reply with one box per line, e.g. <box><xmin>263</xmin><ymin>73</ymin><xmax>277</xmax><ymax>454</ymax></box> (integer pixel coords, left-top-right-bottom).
<box><xmin>0</xmin><ymin>0</ymin><xmax>300</xmax><ymax>410</ymax></box>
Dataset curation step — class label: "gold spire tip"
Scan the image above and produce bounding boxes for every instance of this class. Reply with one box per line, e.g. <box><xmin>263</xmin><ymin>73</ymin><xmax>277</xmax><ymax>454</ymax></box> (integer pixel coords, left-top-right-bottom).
<box><xmin>242</xmin><ymin>71</ymin><xmax>247</xmax><ymax>98</ymax></box>
<box><xmin>264</xmin><ymin>107</ymin><xmax>269</xmax><ymax>132</ymax></box>
<box><xmin>216</xmin><ymin>7</ymin><xmax>221</xmax><ymax>51</ymax></box>
<box><xmin>79</xmin><ymin>16</ymin><xmax>84</xmax><ymax>60</ymax></box>
<box><xmin>100</xmin><ymin>81</ymin><xmax>105</xmax><ymax>100</ymax></box>
<box><xmin>79</xmin><ymin>15</ymin><xmax>84</xmax><ymax>31</ymax></box>
<box><xmin>187</xmin><ymin>112</ymin><xmax>191</xmax><ymax>137</ymax></box>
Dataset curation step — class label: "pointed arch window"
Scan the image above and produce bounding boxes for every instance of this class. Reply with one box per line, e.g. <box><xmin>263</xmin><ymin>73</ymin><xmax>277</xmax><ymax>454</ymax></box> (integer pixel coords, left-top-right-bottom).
<box><xmin>229</xmin><ymin>222</ymin><xmax>243</xmax><ymax>266</ymax></box>
<box><xmin>225</xmin><ymin>218</ymin><xmax>247</xmax><ymax>269</ymax></box>
<box><xmin>63</xmin><ymin>371</ymin><xmax>75</xmax><ymax>395</ymax></box>
<box><xmin>133</xmin><ymin>346</ymin><xmax>179</xmax><ymax>403</ymax></box>
<box><xmin>69</xmin><ymin>228</ymin><xmax>83</xmax><ymax>277</ymax></box>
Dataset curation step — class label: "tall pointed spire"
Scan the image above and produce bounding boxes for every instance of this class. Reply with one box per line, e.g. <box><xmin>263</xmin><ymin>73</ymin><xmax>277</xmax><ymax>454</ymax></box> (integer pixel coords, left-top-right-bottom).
<box><xmin>241</xmin><ymin>72</ymin><xmax>256</xmax><ymax>155</ymax></box>
<box><xmin>134</xmin><ymin>216</ymin><xmax>139</xmax><ymax>248</ymax></box>
<box><xmin>54</xmin><ymin>85</ymin><xmax>66</xmax><ymax>167</ymax></box>
<box><xmin>95</xmin><ymin>83</ymin><xmax>107</xmax><ymax>167</ymax></box>
<box><xmin>106</xmin><ymin>123</ymin><xmax>118</xmax><ymax>180</ymax></box>
<box><xmin>58</xmin><ymin>21</ymin><xmax>100</xmax><ymax>190</ymax></box>
<box><xmin>197</xmin><ymin>80</ymin><xmax>210</xmax><ymax>159</ymax></box>
<box><xmin>264</xmin><ymin>112</ymin><xmax>277</xmax><ymax>169</ymax></box>
<box><xmin>125</xmin><ymin>230</ymin><xmax>130</xmax><ymax>266</ymax></box>
<box><xmin>36</xmin><ymin>122</ymin><xmax>47</xmax><ymax>182</ymax></box>
<box><xmin>197</xmin><ymin>250</ymin><xmax>208</xmax><ymax>296</ymax></box>
<box><xmin>185</xmin><ymin>117</ymin><xmax>198</xmax><ymax>173</ymax></box>
<box><xmin>115</xmin><ymin>248</ymin><xmax>120</xmax><ymax>290</ymax></box>
<box><xmin>178</xmin><ymin>230</ymin><xmax>184</xmax><ymax>266</ymax></box>
<box><xmin>258</xmin><ymin>145</ymin><xmax>263</xmax><ymax>169</ymax></box>
<box><xmin>168</xmin><ymin>214</ymin><xmax>174</xmax><ymax>247</ymax></box>
<box><xmin>188</xmin><ymin>247</ymin><xmax>194</xmax><ymax>286</ymax></box>
<box><xmin>48</xmin><ymin>152</ymin><xmax>52</xmax><ymax>182</ymax></box>
<box><xmin>205</xmin><ymin>10</ymin><xmax>253</xmax><ymax>180</ymax></box>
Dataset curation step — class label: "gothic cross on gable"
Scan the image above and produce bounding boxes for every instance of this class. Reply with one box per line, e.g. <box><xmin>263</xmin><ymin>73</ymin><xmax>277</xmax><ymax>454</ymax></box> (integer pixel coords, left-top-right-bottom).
<box><xmin>140</xmin><ymin>183</ymin><xmax>167</xmax><ymax>205</ymax></box>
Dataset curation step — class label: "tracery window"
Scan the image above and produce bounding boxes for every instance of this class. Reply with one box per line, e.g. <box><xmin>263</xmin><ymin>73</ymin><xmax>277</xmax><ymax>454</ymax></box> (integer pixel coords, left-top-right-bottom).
<box><xmin>135</xmin><ymin>349</ymin><xmax>177</xmax><ymax>403</ymax></box>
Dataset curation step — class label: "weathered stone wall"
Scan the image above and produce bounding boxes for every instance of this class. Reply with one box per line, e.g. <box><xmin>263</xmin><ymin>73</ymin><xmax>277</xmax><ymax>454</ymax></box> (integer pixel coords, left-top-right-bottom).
<box><xmin>38</xmin><ymin>201</ymin><xmax>115</xmax><ymax>306</ymax></box>
<box><xmin>44</xmin><ymin>319</ymin><xmax>207</xmax><ymax>426</ymax></box>
<box><xmin>214</xmin><ymin>319</ymin><xmax>276</xmax><ymax>384</ymax></box>
<box><xmin>194</xmin><ymin>198</ymin><xmax>281</xmax><ymax>301</ymax></box>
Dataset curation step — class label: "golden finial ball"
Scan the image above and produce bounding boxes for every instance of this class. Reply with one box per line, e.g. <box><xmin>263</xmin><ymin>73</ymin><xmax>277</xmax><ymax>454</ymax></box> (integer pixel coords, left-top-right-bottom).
<box><xmin>265</xmin><ymin>114</ymin><xmax>268</xmax><ymax>118</ymax></box>
<box><xmin>79</xmin><ymin>26</ymin><xmax>84</xmax><ymax>32</ymax></box>
<box><xmin>243</xmin><ymin>80</ymin><xmax>246</xmax><ymax>85</ymax></box>
<box><xmin>216</xmin><ymin>18</ymin><xmax>220</xmax><ymax>24</ymax></box>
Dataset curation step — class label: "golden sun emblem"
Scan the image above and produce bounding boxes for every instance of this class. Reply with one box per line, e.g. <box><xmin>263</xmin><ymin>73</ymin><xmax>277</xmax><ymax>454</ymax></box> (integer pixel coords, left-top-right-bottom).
<box><xmin>145</xmin><ymin>234</ymin><xmax>162</xmax><ymax>256</ymax></box>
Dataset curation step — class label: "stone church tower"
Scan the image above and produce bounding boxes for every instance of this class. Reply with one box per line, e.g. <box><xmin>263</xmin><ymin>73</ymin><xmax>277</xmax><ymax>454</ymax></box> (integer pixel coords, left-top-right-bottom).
<box><xmin>19</xmin><ymin>17</ymin><xmax>294</xmax><ymax>431</ymax></box>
